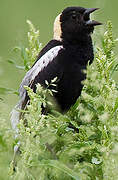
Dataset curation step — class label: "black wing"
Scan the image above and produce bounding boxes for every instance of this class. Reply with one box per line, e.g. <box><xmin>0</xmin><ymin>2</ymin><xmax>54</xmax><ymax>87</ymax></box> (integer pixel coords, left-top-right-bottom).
<box><xmin>11</xmin><ymin>44</ymin><xmax>64</xmax><ymax>133</ymax></box>
<box><xmin>34</xmin><ymin>40</ymin><xmax>62</xmax><ymax>64</ymax></box>
<box><xmin>19</xmin><ymin>45</ymin><xmax>63</xmax><ymax>103</ymax></box>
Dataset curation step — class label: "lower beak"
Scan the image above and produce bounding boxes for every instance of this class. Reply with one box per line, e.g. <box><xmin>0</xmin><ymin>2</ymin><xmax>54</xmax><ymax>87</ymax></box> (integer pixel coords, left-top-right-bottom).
<box><xmin>86</xmin><ymin>20</ymin><xmax>102</xmax><ymax>26</ymax></box>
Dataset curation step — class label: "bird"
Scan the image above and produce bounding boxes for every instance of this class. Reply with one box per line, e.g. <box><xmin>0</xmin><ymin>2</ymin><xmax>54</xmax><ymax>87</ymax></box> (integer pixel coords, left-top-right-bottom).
<box><xmin>11</xmin><ymin>6</ymin><xmax>102</xmax><ymax>142</ymax></box>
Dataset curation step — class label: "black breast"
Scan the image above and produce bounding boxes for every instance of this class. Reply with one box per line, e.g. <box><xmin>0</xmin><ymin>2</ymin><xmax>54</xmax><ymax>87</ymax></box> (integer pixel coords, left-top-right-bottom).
<box><xmin>54</xmin><ymin>39</ymin><xmax>94</xmax><ymax>111</ymax></box>
<box><xmin>30</xmin><ymin>37</ymin><xmax>94</xmax><ymax>112</ymax></box>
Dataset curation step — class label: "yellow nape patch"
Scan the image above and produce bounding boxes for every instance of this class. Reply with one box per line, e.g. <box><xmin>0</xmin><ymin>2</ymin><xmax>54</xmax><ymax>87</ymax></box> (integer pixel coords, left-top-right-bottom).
<box><xmin>53</xmin><ymin>14</ymin><xmax>62</xmax><ymax>41</ymax></box>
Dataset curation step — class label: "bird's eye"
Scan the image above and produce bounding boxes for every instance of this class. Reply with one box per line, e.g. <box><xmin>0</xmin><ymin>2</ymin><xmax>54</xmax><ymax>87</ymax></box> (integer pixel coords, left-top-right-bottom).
<box><xmin>71</xmin><ymin>14</ymin><xmax>76</xmax><ymax>19</ymax></box>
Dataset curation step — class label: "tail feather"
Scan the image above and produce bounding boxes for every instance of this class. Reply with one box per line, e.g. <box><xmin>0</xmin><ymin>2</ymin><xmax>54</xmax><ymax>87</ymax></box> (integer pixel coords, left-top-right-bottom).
<box><xmin>10</xmin><ymin>103</ymin><xmax>21</xmax><ymax>139</ymax></box>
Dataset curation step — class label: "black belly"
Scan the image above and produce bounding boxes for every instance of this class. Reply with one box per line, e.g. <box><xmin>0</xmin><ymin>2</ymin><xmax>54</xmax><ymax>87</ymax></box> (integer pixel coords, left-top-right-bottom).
<box><xmin>55</xmin><ymin>64</ymin><xmax>86</xmax><ymax>111</ymax></box>
<box><xmin>31</xmin><ymin>58</ymin><xmax>87</xmax><ymax>112</ymax></box>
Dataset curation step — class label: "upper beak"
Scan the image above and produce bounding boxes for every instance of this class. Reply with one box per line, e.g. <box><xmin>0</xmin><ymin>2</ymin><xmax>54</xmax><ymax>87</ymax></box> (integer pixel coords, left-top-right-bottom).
<box><xmin>84</xmin><ymin>8</ymin><xmax>102</xmax><ymax>26</ymax></box>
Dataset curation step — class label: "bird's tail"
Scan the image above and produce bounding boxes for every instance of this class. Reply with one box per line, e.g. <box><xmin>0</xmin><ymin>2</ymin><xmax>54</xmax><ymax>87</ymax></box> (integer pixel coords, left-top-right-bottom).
<box><xmin>11</xmin><ymin>104</ymin><xmax>21</xmax><ymax>137</ymax></box>
<box><xmin>10</xmin><ymin>90</ymin><xmax>28</xmax><ymax>171</ymax></box>
<box><xmin>10</xmin><ymin>101</ymin><xmax>22</xmax><ymax>154</ymax></box>
<box><xmin>10</xmin><ymin>92</ymin><xmax>27</xmax><ymax>138</ymax></box>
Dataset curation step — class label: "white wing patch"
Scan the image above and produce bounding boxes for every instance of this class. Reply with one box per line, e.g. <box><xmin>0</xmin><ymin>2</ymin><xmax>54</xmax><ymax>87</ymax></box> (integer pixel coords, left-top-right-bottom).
<box><xmin>19</xmin><ymin>45</ymin><xmax>63</xmax><ymax>97</ymax></box>
<box><xmin>10</xmin><ymin>45</ymin><xmax>63</xmax><ymax>141</ymax></box>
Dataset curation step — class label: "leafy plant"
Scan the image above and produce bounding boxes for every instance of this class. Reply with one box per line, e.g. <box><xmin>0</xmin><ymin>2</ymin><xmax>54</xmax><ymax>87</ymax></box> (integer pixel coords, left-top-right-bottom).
<box><xmin>8</xmin><ymin>20</ymin><xmax>42</xmax><ymax>71</ymax></box>
<box><xmin>1</xmin><ymin>20</ymin><xmax>118</xmax><ymax>180</ymax></box>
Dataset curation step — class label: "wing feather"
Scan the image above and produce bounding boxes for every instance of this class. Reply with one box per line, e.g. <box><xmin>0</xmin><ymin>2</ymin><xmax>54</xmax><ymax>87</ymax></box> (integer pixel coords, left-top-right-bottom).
<box><xmin>11</xmin><ymin>45</ymin><xmax>63</xmax><ymax>135</ymax></box>
<box><xmin>19</xmin><ymin>45</ymin><xmax>63</xmax><ymax>97</ymax></box>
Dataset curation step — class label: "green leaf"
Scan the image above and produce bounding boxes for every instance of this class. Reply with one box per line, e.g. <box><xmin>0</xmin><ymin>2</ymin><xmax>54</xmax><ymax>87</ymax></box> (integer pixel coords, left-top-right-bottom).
<box><xmin>31</xmin><ymin>160</ymin><xmax>81</xmax><ymax>180</ymax></box>
<box><xmin>0</xmin><ymin>87</ymin><xmax>12</xmax><ymax>95</ymax></box>
<box><xmin>12</xmin><ymin>46</ymin><xmax>21</xmax><ymax>52</ymax></box>
<box><xmin>7</xmin><ymin>59</ymin><xmax>15</xmax><ymax>64</ymax></box>
<box><xmin>112</xmin><ymin>97</ymin><xmax>118</xmax><ymax>113</ymax></box>
<box><xmin>15</xmin><ymin>65</ymin><xmax>25</xmax><ymax>70</ymax></box>
<box><xmin>0</xmin><ymin>97</ymin><xmax>3</xmax><ymax>101</ymax></box>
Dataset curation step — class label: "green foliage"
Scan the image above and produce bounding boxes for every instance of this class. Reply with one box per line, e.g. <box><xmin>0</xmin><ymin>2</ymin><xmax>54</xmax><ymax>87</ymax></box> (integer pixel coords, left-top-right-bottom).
<box><xmin>0</xmin><ymin>87</ymin><xmax>18</xmax><ymax>96</ymax></box>
<box><xmin>8</xmin><ymin>20</ymin><xmax>42</xmax><ymax>71</ymax></box>
<box><xmin>0</xmin><ymin>117</ymin><xmax>13</xmax><ymax>180</ymax></box>
<box><xmin>24</xmin><ymin>20</ymin><xmax>42</xmax><ymax>70</ymax></box>
<box><xmin>1</xmin><ymin>21</ymin><xmax>118</xmax><ymax>179</ymax></box>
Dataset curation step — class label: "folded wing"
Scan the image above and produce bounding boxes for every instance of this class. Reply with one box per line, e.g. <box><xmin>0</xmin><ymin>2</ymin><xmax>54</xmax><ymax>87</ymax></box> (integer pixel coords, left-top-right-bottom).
<box><xmin>11</xmin><ymin>45</ymin><xmax>64</xmax><ymax>136</ymax></box>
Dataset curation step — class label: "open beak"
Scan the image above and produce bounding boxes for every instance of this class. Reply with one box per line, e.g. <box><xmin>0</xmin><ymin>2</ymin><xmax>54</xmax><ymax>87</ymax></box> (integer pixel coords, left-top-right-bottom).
<box><xmin>84</xmin><ymin>8</ymin><xmax>102</xmax><ymax>26</ymax></box>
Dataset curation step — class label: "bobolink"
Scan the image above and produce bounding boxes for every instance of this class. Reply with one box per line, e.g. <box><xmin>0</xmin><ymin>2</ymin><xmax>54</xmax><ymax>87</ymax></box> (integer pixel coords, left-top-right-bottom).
<box><xmin>11</xmin><ymin>6</ymin><xmax>101</xmax><ymax>135</ymax></box>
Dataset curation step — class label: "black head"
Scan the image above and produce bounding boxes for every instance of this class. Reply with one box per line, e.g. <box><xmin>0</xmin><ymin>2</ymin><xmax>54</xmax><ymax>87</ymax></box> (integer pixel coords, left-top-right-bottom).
<box><xmin>59</xmin><ymin>7</ymin><xmax>102</xmax><ymax>43</ymax></box>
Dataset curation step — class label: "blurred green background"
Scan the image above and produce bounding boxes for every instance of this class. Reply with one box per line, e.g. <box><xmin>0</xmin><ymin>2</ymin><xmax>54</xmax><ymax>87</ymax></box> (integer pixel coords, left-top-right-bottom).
<box><xmin>0</xmin><ymin>0</ymin><xmax>118</xmax><ymax>120</ymax></box>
